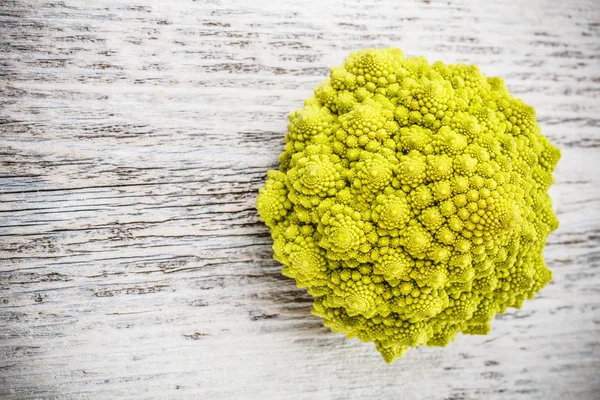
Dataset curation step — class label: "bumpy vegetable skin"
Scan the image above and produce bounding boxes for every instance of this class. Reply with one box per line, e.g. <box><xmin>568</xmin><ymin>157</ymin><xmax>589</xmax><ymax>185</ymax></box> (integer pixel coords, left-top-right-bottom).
<box><xmin>256</xmin><ymin>48</ymin><xmax>560</xmax><ymax>363</ymax></box>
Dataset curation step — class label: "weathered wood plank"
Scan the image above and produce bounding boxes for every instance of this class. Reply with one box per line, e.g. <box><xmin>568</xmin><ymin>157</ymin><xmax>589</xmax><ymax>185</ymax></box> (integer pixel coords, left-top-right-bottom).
<box><xmin>1</xmin><ymin>0</ymin><xmax>599</xmax><ymax>398</ymax></box>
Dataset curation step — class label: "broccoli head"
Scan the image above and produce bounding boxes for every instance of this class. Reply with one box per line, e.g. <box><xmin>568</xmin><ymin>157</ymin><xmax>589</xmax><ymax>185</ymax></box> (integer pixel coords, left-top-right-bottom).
<box><xmin>256</xmin><ymin>48</ymin><xmax>560</xmax><ymax>363</ymax></box>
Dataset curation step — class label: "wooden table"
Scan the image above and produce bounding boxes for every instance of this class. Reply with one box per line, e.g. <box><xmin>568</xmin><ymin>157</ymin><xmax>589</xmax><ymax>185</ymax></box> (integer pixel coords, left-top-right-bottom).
<box><xmin>2</xmin><ymin>0</ymin><xmax>599</xmax><ymax>398</ymax></box>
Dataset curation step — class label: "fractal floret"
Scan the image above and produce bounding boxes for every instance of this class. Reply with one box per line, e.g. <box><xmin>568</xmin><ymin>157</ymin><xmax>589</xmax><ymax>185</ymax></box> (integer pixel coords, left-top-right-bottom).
<box><xmin>256</xmin><ymin>48</ymin><xmax>560</xmax><ymax>363</ymax></box>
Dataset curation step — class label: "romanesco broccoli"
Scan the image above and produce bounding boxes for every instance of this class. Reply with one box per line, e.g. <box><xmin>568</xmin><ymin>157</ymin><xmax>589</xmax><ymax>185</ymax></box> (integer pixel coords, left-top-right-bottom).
<box><xmin>256</xmin><ymin>48</ymin><xmax>560</xmax><ymax>363</ymax></box>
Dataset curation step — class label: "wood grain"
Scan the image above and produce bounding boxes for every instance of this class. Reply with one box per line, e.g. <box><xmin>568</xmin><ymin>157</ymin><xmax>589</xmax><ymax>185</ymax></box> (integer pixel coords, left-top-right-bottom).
<box><xmin>1</xmin><ymin>0</ymin><xmax>599</xmax><ymax>398</ymax></box>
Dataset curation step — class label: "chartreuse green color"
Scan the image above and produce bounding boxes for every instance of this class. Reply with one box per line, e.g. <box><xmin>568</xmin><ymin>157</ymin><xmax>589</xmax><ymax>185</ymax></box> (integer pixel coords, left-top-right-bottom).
<box><xmin>256</xmin><ymin>48</ymin><xmax>560</xmax><ymax>363</ymax></box>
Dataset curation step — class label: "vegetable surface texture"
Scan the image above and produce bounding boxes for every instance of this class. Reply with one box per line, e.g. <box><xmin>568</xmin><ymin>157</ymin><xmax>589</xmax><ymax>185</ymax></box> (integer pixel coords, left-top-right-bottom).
<box><xmin>256</xmin><ymin>48</ymin><xmax>560</xmax><ymax>363</ymax></box>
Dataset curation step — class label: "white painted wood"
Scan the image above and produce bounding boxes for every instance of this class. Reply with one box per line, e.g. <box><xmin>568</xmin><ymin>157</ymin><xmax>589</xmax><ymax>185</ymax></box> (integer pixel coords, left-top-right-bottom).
<box><xmin>1</xmin><ymin>0</ymin><xmax>599</xmax><ymax>398</ymax></box>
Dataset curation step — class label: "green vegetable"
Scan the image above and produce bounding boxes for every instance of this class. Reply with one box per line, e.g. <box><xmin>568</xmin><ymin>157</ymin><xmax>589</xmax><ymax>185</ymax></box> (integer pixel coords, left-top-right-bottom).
<box><xmin>256</xmin><ymin>48</ymin><xmax>560</xmax><ymax>363</ymax></box>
